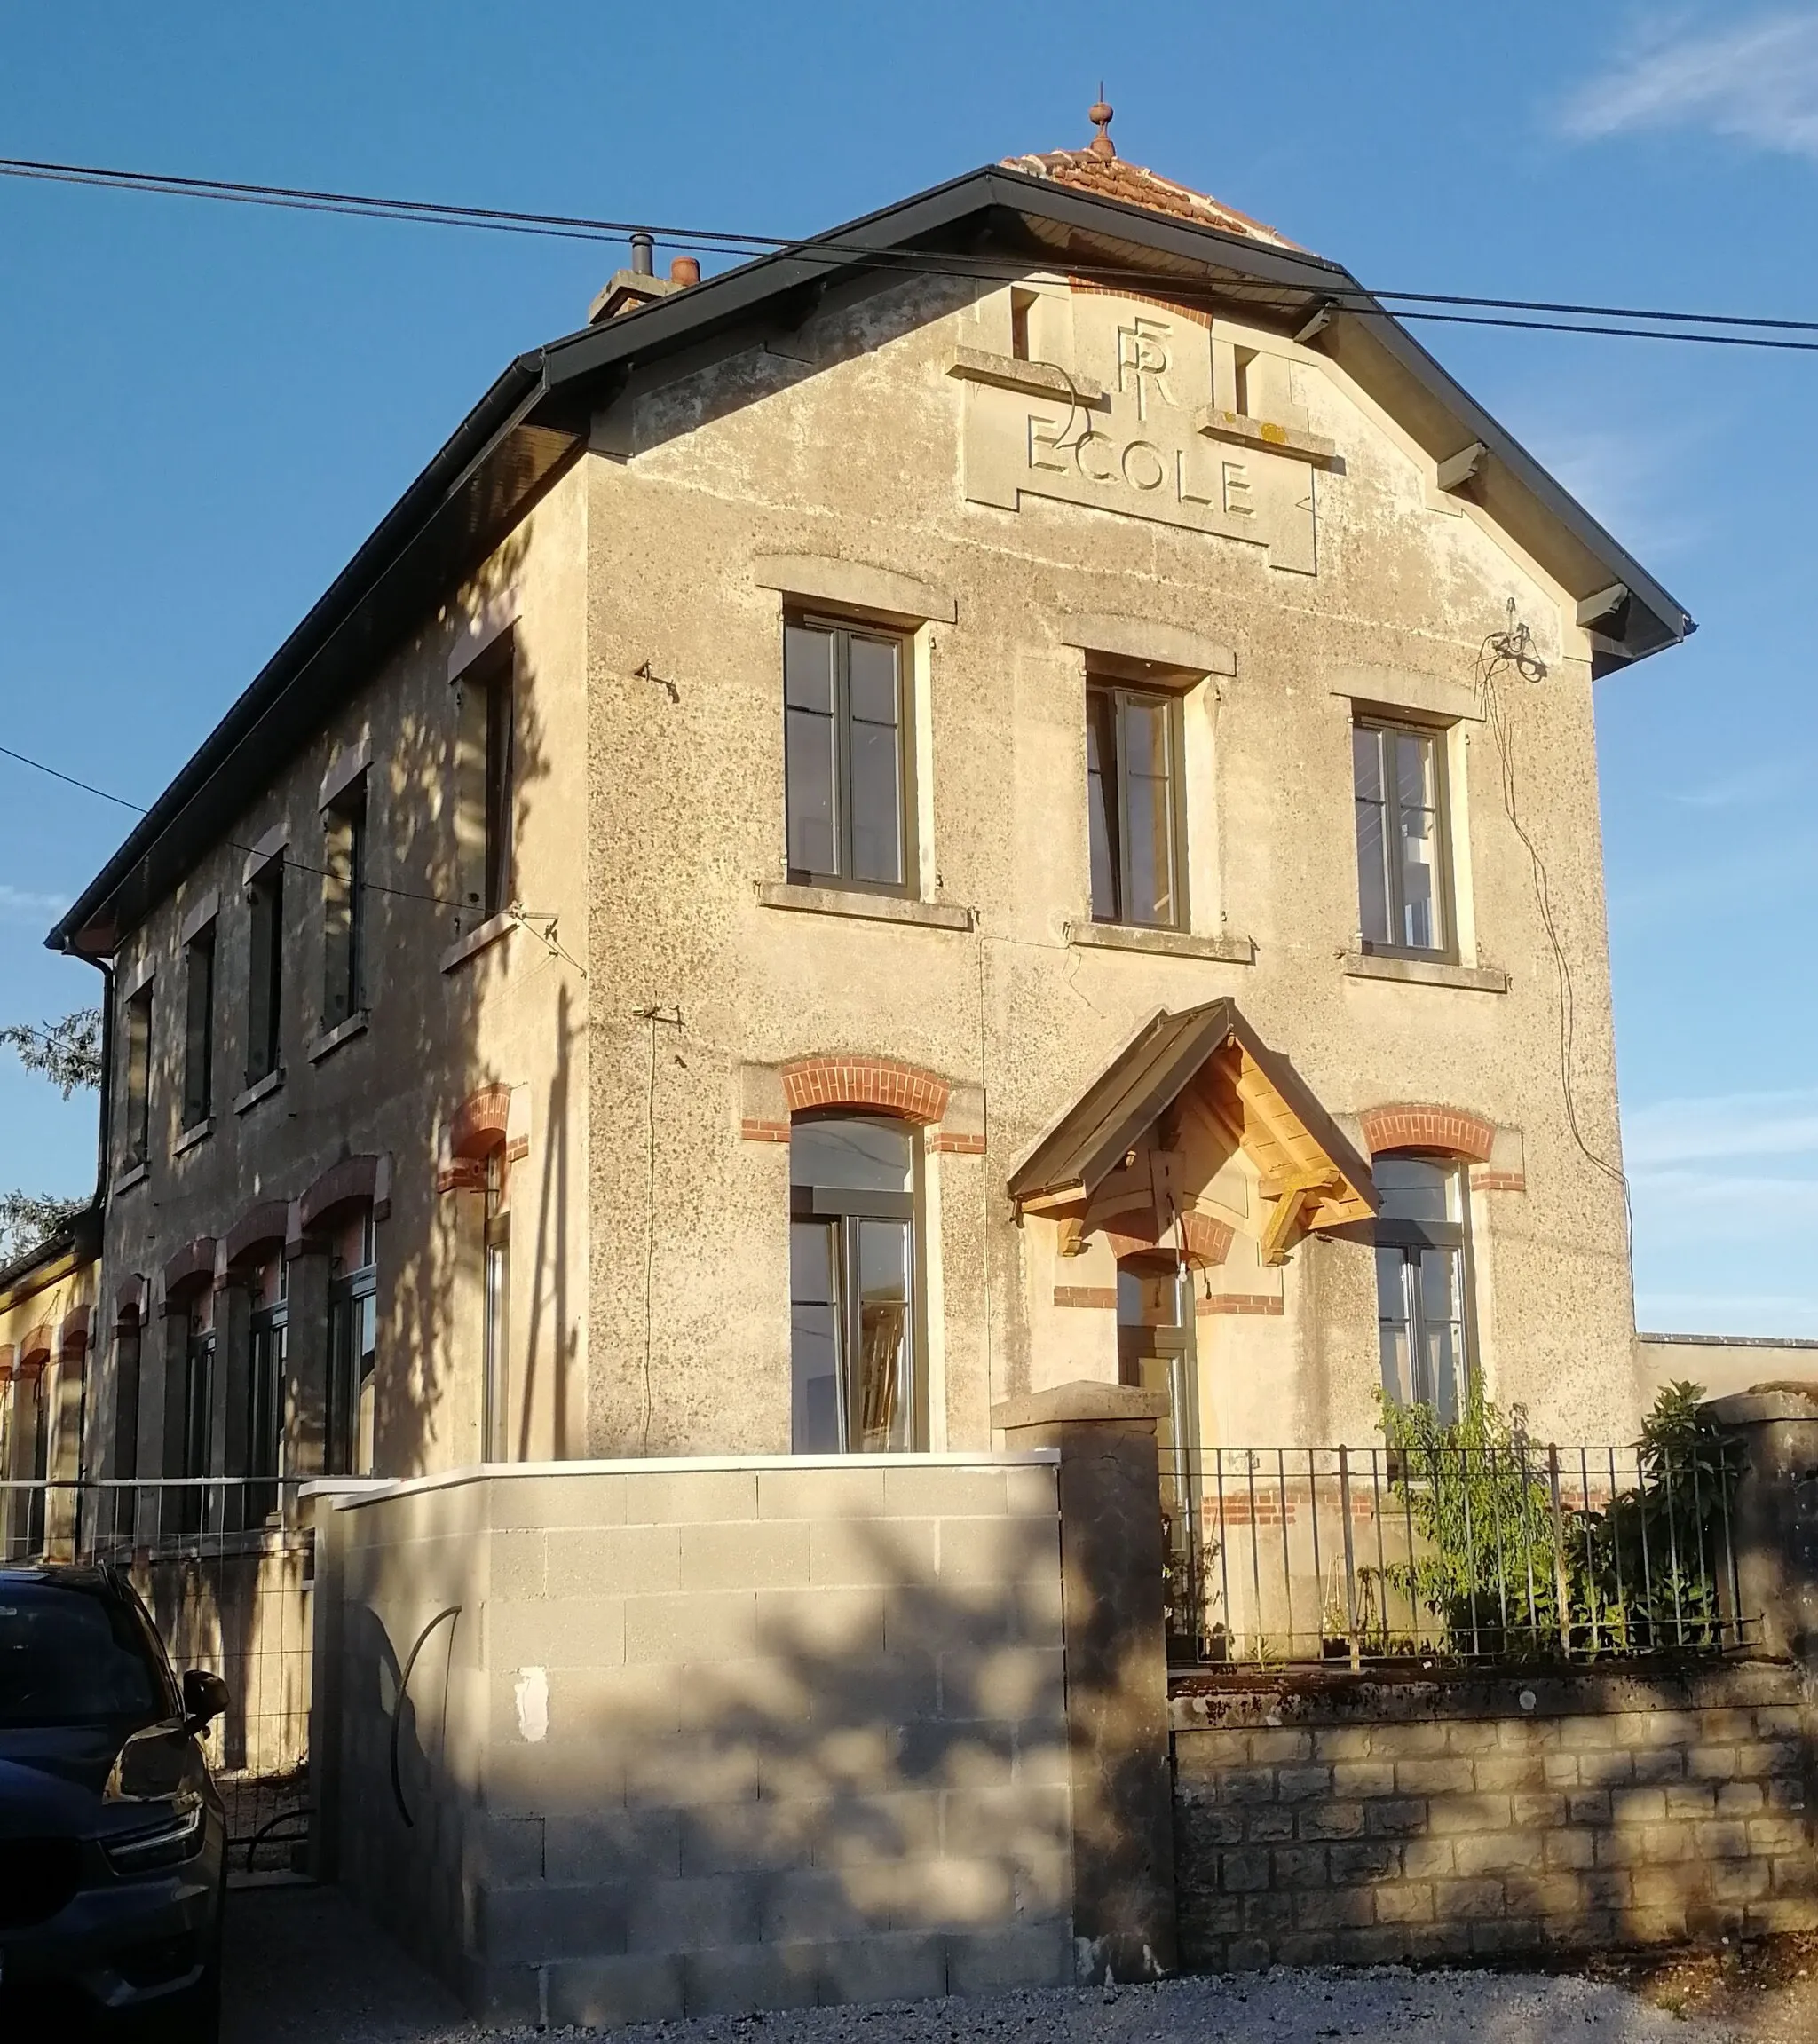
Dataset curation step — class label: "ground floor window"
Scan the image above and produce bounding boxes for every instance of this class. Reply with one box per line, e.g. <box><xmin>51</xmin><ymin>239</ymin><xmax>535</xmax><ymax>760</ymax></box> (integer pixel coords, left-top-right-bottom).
<box><xmin>327</xmin><ymin>1208</ymin><xmax>377</xmax><ymax>1475</ymax></box>
<box><xmin>247</xmin><ymin>1259</ymin><xmax>287</xmax><ymax>1523</ymax></box>
<box><xmin>482</xmin><ymin>1150</ymin><xmax>510</xmax><ymax>1463</ymax></box>
<box><xmin>1373</xmin><ymin>1155</ymin><xmax>1471</xmax><ymax>1421</ymax></box>
<box><xmin>788</xmin><ymin>1115</ymin><xmax>917</xmax><ymax>1454</ymax></box>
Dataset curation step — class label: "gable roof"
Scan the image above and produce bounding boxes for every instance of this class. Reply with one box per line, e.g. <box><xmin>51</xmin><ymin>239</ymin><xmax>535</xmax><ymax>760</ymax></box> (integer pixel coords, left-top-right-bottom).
<box><xmin>1000</xmin><ymin>146</ymin><xmax>1301</xmax><ymax>250</ymax></box>
<box><xmin>50</xmin><ymin>161</ymin><xmax>1693</xmax><ymax>957</ymax></box>
<box><xmin>1008</xmin><ymin>998</ymin><xmax>1374</xmax><ymax>1214</ymax></box>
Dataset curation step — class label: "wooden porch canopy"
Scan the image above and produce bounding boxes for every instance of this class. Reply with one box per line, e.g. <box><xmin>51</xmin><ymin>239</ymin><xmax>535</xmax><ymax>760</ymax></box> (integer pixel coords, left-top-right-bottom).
<box><xmin>1008</xmin><ymin>998</ymin><xmax>1376</xmax><ymax>1266</ymax></box>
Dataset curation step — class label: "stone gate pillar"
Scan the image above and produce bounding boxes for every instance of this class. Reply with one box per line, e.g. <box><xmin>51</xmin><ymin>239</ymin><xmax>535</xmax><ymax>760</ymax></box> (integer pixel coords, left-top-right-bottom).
<box><xmin>1707</xmin><ymin>1387</ymin><xmax>1818</xmax><ymax>1665</ymax></box>
<box><xmin>993</xmin><ymin>1379</ymin><xmax>1177</xmax><ymax>1982</ymax></box>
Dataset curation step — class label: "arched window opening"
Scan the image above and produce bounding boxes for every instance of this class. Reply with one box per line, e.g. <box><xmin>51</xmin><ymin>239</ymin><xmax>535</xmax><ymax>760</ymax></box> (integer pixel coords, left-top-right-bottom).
<box><xmin>245</xmin><ymin>1253</ymin><xmax>287</xmax><ymax>1524</ymax></box>
<box><xmin>1373</xmin><ymin>1155</ymin><xmax>1472</xmax><ymax>1421</ymax></box>
<box><xmin>482</xmin><ymin>1149</ymin><xmax>510</xmax><ymax>1463</ymax></box>
<box><xmin>327</xmin><ymin>1204</ymin><xmax>377</xmax><ymax>1477</ymax></box>
<box><xmin>788</xmin><ymin>1116</ymin><xmax>919</xmax><ymax>1455</ymax></box>
<box><xmin>179</xmin><ymin>1289</ymin><xmax>216</xmax><ymax>1538</ymax></box>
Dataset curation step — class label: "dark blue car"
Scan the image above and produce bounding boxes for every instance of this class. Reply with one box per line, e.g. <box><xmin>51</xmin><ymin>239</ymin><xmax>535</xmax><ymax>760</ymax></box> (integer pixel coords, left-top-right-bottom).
<box><xmin>0</xmin><ymin>1564</ymin><xmax>227</xmax><ymax>2038</ymax></box>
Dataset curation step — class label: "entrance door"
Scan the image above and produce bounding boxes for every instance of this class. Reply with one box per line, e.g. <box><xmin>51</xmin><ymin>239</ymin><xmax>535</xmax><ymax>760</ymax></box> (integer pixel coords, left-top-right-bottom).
<box><xmin>1118</xmin><ymin>1258</ymin><xmax>1200</xmax><ymax>1647</ymax></box>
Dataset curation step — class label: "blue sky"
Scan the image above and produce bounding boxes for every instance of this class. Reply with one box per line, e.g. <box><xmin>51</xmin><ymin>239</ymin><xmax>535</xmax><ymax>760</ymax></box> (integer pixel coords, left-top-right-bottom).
<box><xmin>1</xmin><ymin>4</ymin><xmax>1813</xmax><ymax>1335</ymax></box>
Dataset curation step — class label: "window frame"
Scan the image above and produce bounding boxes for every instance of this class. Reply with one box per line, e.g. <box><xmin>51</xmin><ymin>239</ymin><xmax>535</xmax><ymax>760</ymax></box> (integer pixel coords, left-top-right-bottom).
<box><xmin>1086</xmin><ymin>676</ymin><xmax>1189</xmax><ymax>931</ymax></box>
<box><xmin>482</xmin><ymin>1149</ymin><xmax>510</xmax><ymax>1464</ymax></box>
<box><xmin>327</xmin><ymin>1234</ymin><xmax>378</xmax><ymax>1480</ymax></box>
<box><xmin>121</xmin><ymin>979</ymin><xmax>154</xmax><ymax>1172</ymax></box>
<box><xmin>782</xmin><ymin>611</ymin><xmax>916</xmax><ymax>897</ymax></box>
<box><xmin>786</xmin><ymin>1114</ymin><xmax>925</xmax><ymax>1455</ymax></box>
<box><xmin>246</xmin><ymin>1275</ymin><xmax>288</xmax><ymax>1526</ymax></box>
<box><xmin>181</xmin><ymin>922</ymin><xmax>216</xmax><ymax>1132</ymax></box>
<box><xmin>1351</xmin><ymin>714</ymin><xmax>1458</xmax><ymax>962</ymax></box>
<box><xmin>1371</xmin><ymin>1154</ymin><xmax>1476</xmax><ymax>1420</ymax></box>
<box><xmin>244</xmin><ymin>855</ymin><xmax>285</xmax><ymax>1087</ymax></box>
<box><xmin>320</xmin><ymin>774</ymin><xmax>368</xmax><ymax>1032</ymax></box>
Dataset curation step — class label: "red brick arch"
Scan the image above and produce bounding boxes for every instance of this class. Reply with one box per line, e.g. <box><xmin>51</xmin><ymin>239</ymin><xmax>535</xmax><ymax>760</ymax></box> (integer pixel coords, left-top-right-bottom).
<box><xmin>450</xmin><ymin>1084</ymin><xmax>513</xmax><ymax>1161</ymax></box>
<box><xmin>161</xmin><ymin>1236</ymin><xmax>217</xmax><ymax>1305</ymax></box>
<box><xmin>780</xmin><ymin>1056</ymin><xmax>951</xmax><ymax>1126</ymax></box>
<box><xmin>18</xmin><ymin>1322</ymin><xmax>52</xmax><ymax>1373</ymax></box>
<box><xmin>1359</xmin><ymin>1103</ymin><xmax>1495</xmax><ymax>1165</ymax></box>
<box><xmin>300</xmin><ymin>1154</ymin><xmax>391</xmax><ymax>1233</ymax></box>
<box><xmin>223</xmin><ymin>1199</ymin><xmax>289</xmax><ymax>1273</ymax></box>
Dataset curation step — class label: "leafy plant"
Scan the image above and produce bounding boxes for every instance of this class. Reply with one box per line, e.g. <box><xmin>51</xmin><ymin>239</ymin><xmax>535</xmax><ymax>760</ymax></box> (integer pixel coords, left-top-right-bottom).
<box><xmin>1375</xmin><ymin>1381</ymin><xmax>1741</xmax><ymax>1663</ymax></box>
<box><xmin>0</xmin><ymin>1006</ymin><xmax>100</xmax><ymax>1261</ymax></box>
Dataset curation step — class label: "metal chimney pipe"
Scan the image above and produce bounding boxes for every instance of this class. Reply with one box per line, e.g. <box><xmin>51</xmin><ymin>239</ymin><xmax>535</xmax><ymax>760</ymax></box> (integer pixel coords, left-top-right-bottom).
<box><xmin>629</xmin><ymin>231</ymin><xmax>655</xmax><ymax>276</ymax></box>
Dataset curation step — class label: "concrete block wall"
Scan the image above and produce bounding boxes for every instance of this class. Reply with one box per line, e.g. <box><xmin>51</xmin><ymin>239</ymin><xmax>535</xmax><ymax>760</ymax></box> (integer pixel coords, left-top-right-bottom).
<box><xmin>320</xmin><ymin>1456</ymin><xmax>1073</xmax><ymax>2024</ymax></box>
<box><xmin>1173</xmin><ymin>1664</ymin><xmax>1818</xmax><ymax>1970</ymax></box>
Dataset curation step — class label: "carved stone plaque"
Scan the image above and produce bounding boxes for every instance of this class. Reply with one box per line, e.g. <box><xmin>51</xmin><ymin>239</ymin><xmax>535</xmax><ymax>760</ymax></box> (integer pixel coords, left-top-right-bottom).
<box><xmin>958</xmin><ymin>297</ymin><xmax>1317</xmax><ymax>574</ymax></box>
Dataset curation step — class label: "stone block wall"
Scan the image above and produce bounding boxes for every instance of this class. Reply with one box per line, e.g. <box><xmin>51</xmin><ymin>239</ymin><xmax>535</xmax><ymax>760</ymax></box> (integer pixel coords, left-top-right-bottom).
<box><xmin>318</xmin><ymin>1456</ymin><xmax>1073</xmax><ymax>2024</ymax></box>
<box><xmin>1174</xmin><ymin>1664</ymin><xmax>1818</xmax><ymax>1970</ymax></box>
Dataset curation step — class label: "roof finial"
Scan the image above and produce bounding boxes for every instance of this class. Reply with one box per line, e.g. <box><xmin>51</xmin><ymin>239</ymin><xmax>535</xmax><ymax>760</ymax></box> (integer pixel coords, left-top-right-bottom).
<box><xmin>1088</xmin><ymin>88</ymin><xmax>1115</xmax><ymax>160</ymax></box>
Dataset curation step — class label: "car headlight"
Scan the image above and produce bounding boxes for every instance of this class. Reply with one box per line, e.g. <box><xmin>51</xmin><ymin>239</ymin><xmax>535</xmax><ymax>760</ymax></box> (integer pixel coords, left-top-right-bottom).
<box><xmin>103</xmin><ymin>1723</ymin><xmax>210</xmax><ymax>1873</ymax></box>
<box><xmin>103</xmin><ymin>1791</ymin><xmax>206</xmax><ymax>1873</ymax></box>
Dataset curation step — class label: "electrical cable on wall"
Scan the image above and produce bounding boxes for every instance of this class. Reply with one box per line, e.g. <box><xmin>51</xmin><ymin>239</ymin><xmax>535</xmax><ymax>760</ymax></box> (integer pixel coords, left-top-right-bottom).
<box><xmin>1473</xmin><ymin>604</ymin><xmax>1636</xmax><ymax>1261</ymax></box>
<box><xmin>635</xmin><ymin>1004</ymin><xmax>682</xmax><ymax>1453</ymax></box>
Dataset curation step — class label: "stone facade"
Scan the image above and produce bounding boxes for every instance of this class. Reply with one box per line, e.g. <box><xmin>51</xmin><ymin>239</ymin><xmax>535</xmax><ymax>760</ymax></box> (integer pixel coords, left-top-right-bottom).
<box><xmin>1173</xmin><ymin>1666</ymin><xmax>1818</xmax><ymax>1969</ymax></box>
<box><xmin>53</xmin><ymin>146</ymin><xmax>1697</xmax><ymax>1505</ymax></box>
<box><xmin>316</xmin><ymin>1456</ymin><xmax>1075</xmax><ymax>2022</ymax></box>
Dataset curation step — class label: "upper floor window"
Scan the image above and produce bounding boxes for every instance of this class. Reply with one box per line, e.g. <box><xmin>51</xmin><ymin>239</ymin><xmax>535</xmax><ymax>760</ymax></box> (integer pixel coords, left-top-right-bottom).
<box><xmin>321</xmin><ymin>776</ymin><xmax>368</xmax><ymax>1030</ymax></box>
<box><xmin>1353</xmin><ymin>719</ymin><xmax>1450</xmax><ymax>957</ymax></box>
<box><xmin>788</xmin><ymin>1115</ymin><xmax>918</xmax><ymax>1454</ymax></box>
<box><xmin>245</xmin><ymin>856</ymin><xmax>284</xmax><ymax>1087</ymax></box>
<box><xmin>784</xmin><ymin>616</ymin><xmax>910</xmax><ymax>891</ymax></box>
<box><xmin>121</xmin><ymin>980</ymin><xmax>153</xmax><ymax>1172</ymax></box>
<box><xmin>1087</xmin><ymin>680</ymin><xmax>1182</xmax><ymax>928</ymax></box>
<box><xmin>456</xmin><ymin>644</ymin><xmax>515</xmax><ymax>923</ymax></box>
<box><xmin>181</xmin><ymin>922</ymin><xmax>215</xmax><ymax>1131</ymax></box>
<box><xmin>1373</xmin><ymin>1155</ymin><xmax>1471</xmax><ymax>1421</ymax></box>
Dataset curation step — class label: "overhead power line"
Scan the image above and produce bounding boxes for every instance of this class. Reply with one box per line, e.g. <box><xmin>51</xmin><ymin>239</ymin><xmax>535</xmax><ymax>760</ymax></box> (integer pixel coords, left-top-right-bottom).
<box><xmin>3</xmin><ymin>150</ymin><xmax>1817</xmax><ymax>352</ymax></box>
<box><xmin>0</xmin><ymin>740</ymin><xmax>470</xmax><ymax>915</ymax></box>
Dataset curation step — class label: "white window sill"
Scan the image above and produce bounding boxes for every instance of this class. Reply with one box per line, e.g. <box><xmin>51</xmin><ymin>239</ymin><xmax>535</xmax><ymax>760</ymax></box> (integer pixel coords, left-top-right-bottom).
<box><xmin>113</xmin><ymin>1161</ymin><xmax>149</xmax><ymax>1194</ymax></box>
<box><xmin>233</xmin><ymin>1069</ymin><xmax>285</xmax><ymax>1115</ymax></box>
<box><xmin>1065</xmin><ymin>920</ymin><xmax>1254</xmax><ymax>965</ymax></box>
<box><xmin>1342</xmin><ymin>950</ymin><xmax>1509</xmax><ymax>994</ymax></box>
<box><xmin>173</xmin><ymin>1117</ymin><xmax>214</xmax><ymax>1157</ymax></box>
<box><xmin>310</xmin><ymin>1012</ymin><xmax>369</xmax><ymax>1064</ymax></box>
<box><xmin>756</xmin><ymin>881</ymin><xmax>975</xmax><ymax>932</ymax></box>
<box><xmin>440</xmin><ymin>911</ymin><xmax>514</xmax><ymax>974</ymax></box>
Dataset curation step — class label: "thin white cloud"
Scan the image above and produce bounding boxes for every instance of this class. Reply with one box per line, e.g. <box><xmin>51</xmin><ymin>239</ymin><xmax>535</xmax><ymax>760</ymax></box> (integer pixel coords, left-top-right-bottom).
<box><xmin>1559</xmin><ymin>12</ymin><xmax>1818</xmax><ymax>160</ymax></box>
<box><xmin>0</xmin><ymin>881</ymin><xmax>71</xmax><ymax>923</ymax></box>
<box><xmin>1624</xmin><ymin>1089</ymin><xmax>1818</xmax><ymax>1166</ymax></box>
<box><xmin>1671</xmin><ymin>755</ymin><xmax>1813</xmax><ymax>809</ymax></box>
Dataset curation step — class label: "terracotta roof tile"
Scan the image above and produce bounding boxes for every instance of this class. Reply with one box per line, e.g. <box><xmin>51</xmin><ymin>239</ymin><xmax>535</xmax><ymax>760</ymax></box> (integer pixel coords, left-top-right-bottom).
<box><xmin>1001</xmin><ymin>145</ymin><xmax>1301</xmax><ymax>253</ymax></box>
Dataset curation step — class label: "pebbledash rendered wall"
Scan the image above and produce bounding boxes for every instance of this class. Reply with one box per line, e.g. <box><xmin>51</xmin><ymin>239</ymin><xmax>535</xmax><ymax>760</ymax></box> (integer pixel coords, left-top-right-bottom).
<box><xmin>311</xmin><ymin>1456</ymin><xmax>1077</xmax><ymax>2024</ymax></box>
<box><xmin>1173</xmin><ymin>1666</ymin><xmax>1818</xmax><ymax>1970</ymax></box>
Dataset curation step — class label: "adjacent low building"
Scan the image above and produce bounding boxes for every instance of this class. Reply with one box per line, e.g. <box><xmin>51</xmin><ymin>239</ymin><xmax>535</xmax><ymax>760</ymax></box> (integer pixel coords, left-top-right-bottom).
<box><xmin>50</xmin><ymin>113</ymin><xmax>1711</xmax><ymax>1503</ymax></box>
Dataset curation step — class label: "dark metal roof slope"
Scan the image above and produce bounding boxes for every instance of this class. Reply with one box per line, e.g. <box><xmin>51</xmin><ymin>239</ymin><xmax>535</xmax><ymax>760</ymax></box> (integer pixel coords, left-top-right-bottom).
<box><xmin>1007</xmin><ymin>998</ymin><xmax>1373</xmax><ymax>1207</ymax></box>
<box><xmin>51</xmin><ymin>162</ymin><xmax>1692</xmax><ymax>954</ymax></box>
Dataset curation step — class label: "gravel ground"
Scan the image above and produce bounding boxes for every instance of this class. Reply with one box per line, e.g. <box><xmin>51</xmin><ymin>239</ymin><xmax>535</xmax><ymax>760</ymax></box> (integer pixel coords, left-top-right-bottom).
<box><xmin>221</xmin><ymin>1885</ymin><xmax>1817</xmax><ymax>2044</ymax></box>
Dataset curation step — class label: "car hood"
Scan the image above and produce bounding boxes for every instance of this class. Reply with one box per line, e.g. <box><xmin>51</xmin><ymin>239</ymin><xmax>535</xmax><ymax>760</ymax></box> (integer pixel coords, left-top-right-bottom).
<box><xmin>0</xmin><ymin>1745</ymin><xmax>109</xmax><ymax>1835</ymax></box>
<box><xmin>0</xmin><ymin>1719</ymin><xmax>212</xmax><ymax>1844</ymax></box>
<box><xmin>0</xmin><ymin>1722</ymin><xmax>126</xmax><ymax>1801</ymax></box>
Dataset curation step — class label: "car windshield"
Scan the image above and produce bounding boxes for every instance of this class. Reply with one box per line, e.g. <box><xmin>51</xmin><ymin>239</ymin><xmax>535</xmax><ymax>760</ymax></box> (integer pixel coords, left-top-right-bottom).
<box><xmin>0</xmin><ymin>1581</ymin><xmax>169</xmax><ymax>1726</ymax></box>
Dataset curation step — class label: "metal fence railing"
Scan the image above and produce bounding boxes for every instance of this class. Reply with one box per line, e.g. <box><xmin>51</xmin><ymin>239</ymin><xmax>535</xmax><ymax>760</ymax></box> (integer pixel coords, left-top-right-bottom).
<box><xmin>1162</xmin><ymin>1440</ymin><xmax>1755</xmax><ymax>1669</ymax></box>
<box><xmin>1</xmin><ymin>1477</ymin><xmax>315</xmax><ymax>1877</ymax></box>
